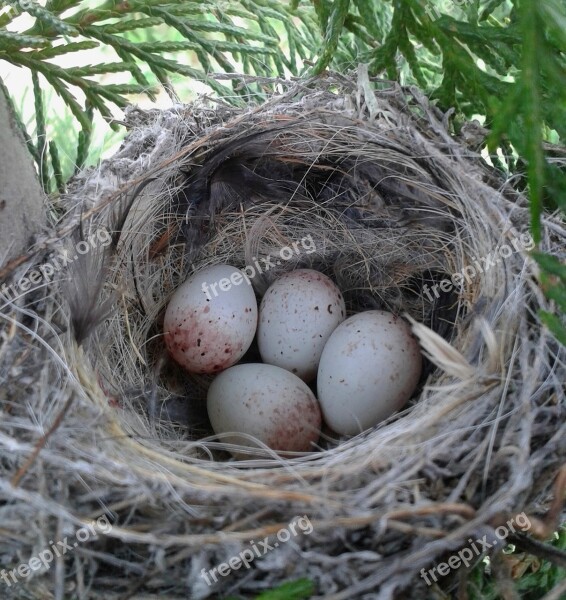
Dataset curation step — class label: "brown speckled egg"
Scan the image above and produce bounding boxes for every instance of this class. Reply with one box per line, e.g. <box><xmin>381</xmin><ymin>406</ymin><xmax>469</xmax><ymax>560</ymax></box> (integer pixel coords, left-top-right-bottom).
<box><xmin>257</xmin><ymin>269</ymin><xmax>346</xmax><ymax>381</ymax></box>
<box><xmin>317</xmin><ymin>311</ymin><xmax>422</xmax><ymax>435</ymax></box>
<box><xmin>207</xmin><ymin>363</ymin><xmax>322</xmax><ymax>456</ymax></box>
<box><xmin>164</xmin><ymin>264</ymin><xmax>257</xmax><ymax>374</ymax></box>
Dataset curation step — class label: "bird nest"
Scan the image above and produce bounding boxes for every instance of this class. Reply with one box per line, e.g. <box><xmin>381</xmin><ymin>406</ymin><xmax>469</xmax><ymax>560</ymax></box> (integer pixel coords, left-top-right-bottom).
<box><xmin>1</xmin><ymin>72</ymin><xmax>565</xmax><ymax>600</ymax></box>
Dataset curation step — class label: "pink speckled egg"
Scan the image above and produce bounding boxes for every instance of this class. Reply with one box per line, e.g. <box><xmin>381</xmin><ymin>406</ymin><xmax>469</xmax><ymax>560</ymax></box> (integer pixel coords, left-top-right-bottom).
<box><xmin>317</xmin><ymin>311</ymin><xmax>422</xmax><ymax>435</ymax></box>
<box><xmin>257</xmin><ymin>269</ymin><xmax>346</xmax><ymax>381</ymax></box>
<box><xmin>207</xmin><ymin>363</ymin><xmax>322</xmax><ymax>456</ymax></box>
<box><xmin>164</xmin><ymin>264</ymin><xmax>257</xmax><ymax>374</ymax></box>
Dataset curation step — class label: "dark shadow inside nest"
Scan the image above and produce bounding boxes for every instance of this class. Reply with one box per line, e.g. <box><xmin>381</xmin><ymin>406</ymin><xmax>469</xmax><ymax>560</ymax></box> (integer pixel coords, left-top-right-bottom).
<box><xmin>139</xmin><ymin>131</ymin><xmax>464</xmax><ymax>447</ymax></box>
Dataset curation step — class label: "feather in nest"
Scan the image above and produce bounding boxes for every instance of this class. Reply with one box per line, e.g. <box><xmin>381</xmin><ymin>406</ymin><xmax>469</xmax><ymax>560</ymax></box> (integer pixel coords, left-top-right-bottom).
<box><xmin>64</xmin><ymin>180</ymin><xmax>155</xmax><ymax>344</ymax></box>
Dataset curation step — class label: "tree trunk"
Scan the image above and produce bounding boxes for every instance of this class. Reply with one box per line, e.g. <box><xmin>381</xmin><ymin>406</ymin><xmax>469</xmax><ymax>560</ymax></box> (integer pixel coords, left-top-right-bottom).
<box><xmin>0</xmin><ymin>85</ymin><xmax>45</xmax><ymax>264</ymax></box>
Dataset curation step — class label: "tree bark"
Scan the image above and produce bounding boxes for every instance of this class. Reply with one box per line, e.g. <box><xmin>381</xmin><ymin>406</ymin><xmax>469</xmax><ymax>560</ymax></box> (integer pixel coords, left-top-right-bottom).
<box><xmin>0</xmin><ymin>85</ymin><xmax>45</xmax><ymax>264</ymax></box>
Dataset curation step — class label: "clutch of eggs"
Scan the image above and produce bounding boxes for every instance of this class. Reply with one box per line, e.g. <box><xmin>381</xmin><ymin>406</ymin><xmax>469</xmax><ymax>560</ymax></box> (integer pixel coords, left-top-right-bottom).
<box><xmin>164</xmin><ymin>263</ymin><xmax>422</xmax><ymax>456</ymax></box>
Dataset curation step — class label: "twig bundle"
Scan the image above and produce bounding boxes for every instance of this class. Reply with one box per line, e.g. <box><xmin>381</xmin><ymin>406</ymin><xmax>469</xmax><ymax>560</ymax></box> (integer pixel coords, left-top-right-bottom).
<box><xmin>1</xmin><ymin>73</ymin><xmax>564</xmax><ymax>599</ymax></box>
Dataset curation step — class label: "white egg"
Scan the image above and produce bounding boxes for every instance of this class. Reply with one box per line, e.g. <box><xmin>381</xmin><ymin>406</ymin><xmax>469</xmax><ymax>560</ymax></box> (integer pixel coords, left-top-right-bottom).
<box><xmin>164</xmin><ymin>264</ymin><xmax>257</xmax><ymax>374</ymax></box>
<box><xmin>257</xmin><ymin>269</ymin><xmax>346</xmax><ymax>381</ymax></box>
<box><xmin>207</xmin><ymin>363</ymin><xmax>322</xmax><ymax>456</ymax></box>
<box><xmin>317</xmin><ymin>310</ymin><xmax>422</xmax><ymax>435</ymax></box>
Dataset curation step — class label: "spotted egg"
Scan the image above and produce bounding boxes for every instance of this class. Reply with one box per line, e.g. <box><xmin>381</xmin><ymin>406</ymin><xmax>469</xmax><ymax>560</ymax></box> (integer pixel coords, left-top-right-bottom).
<box><xmin>317</xmin><ymin>310</ymin><xmax>422</xmax><ymax>435</ymax></box>
<box><xmin>207</xmin><ymin>363</ymin><xmax>322</xmax><ymax>456</ymax></box>
<box><xmin>164</xmin><ymin>264</ymin><xmax>257</xmax><ymax>374</ymax></box>
<box><xmin>257</xmin><ymin>269</ymin><xmax>346</xmax><ymax>381</ymax></box>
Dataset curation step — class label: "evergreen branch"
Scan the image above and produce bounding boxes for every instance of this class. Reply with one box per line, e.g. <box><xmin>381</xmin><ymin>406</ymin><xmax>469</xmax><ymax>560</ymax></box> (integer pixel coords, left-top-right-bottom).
<box><xmin>139</xmin><ymin>9</ymin><xmax>220</xmax><ymax>74</ymax></box>
<box><xmin>539</xmin><ymin>312</ymin><xmax>566</xmax><ymax>345</ymax></box>
<box><xmin>83</xmin><ymin>26</ymin><xmax>232</xmax><ymax>97</ymax></box>
<box><xmin>352</xmin><ymin>0</ymin><xmax>386</xmax><ymax>43</ymax></box>
<box><xmin>0</xmin><ymin>30</ymin><xmax>50</xmax><ymax>48</ymax></box>
<box><xmin>58</xmin><ymin>0</ymin><xmax>135</xmax><ymax>29</ymax></box>
<box><xmin>18</xmin><ymin>1</ymin><xmax>80</xmax><ymax>37</ymax></box>
<box><xmin>209</xmin><ymin>40</ymin><xmax>279</xmax><ymax>56</ymax></box>
<box><xmin>283</xmin><ymin>20</ymin><xmax>298</xmax><ymax>72</ymax></box>
<box><xmin>42</xmin><ymin>72</ymin><xmax>92</xmax><ymax>133</ymax></box>
<box><xmin>92</xmin><ymin>82</ymin><xmax>153</xmax><ymax>96</ymax></box>
<box><xmin>313</xmin><ymin>0</ymin><xmax>332</xmax><ymax>30</ymax></box>
<box><xmin>343</xmin><ymin>14</ymin><xmax>379</xmax><ymax>49</ymax></box>
<box><xmin>215</xmin><ymin>6</ymin><xmax>261</xmax><ymax>22</ymax></box>
<box><xmin>45</xmin><ymin>0</ymin><xmax>83</xmax><ymax>15</ymax></box>
<box><xmin>479</xmin><ymin>0</ymin><xmax>508</xmax><ymax>22</ymax></box>
<box><xmin>521</xmin><ymin>1</ymin><xmax>545</xmax><ymax>244</ymax></box>
<box><xmin>147</xmin><ymin>63</ymin><xmax>176</xmax><ymax>101</ymax></box>
<box><xmin>368</xmin><ymin>2</ymin><xmax>403</xmax><ymax>79</ymax></box>
<box><xmin>135</xmin><ymin>40</ymin><xmax>200</xmax><ymax>52</ymax></box>
<box><xmin>533</xmin><ymin>254</ymin><xmax>566</xmax><ymax>285</ymax></box>
<box><xmin>3</xmin><ymin>36</ymin><xmax>152</xmax><ymax>115</ymax></box>
<box><xmin>66</xmin><ymin>61</ymin><xmax>141</xmax><ymax>76</ymax></box>
<box><xmin>100</xmin><ymin>17</ymin><xmax>163</xmax><ymax>34</ymax></box>
<box><xmin>297</xmin><ymin>11</ymin><xmax>322</xmax><ymax>57</ymax></box>
<box><xmin>113</xmin><ymin>45</ymin><xmax>155</xmax><ymax>101</ymax></box>
<box><xmin>434</xmin><ymin>15</ymin><xmax>519</xmax><ymax>77</ymax></box>
<box><xmin>395</xmin><ymin>5</ymin><xmax>427</xmax><ymax>88</ymax></box>
<box><xmin>241</xmin><ymin>0</ymin><xmax>297</xmax><ymax>70</ymax></box>
<box><xmin>0</xmin><ymin>3</ymin><xmax>19</xmax><ymax>28</ymax></box>
<box><xmin>32</xmin><ymin>71</ymin><xmax>49</xmax><ymax>193</ymax></box>
<box><xmin>0</xmin><ymin>75</ymin><xmax>39</xmax><ymax>164</ymax></box>
<box><xmin>82</xmin><ymin>84</ymin><xmax>121</xmax><ymax>121</ymax></box>
<box><xmin>309</xmin><ymin>0</ymin><xmax>350</xmax><ymax>75</ymax></box>
<box><xmin>49</xmin><ymin>139</ymin><xmax>65</xmax><ymax>194</ymax></box>
<box><xmin>175</xmin><ymin>17</ymin><xmax>276</xmax><ymax>46</ymax></box>
<box><xmin>133</xmin><ymin>39</ymin><xmax>278</xmax><ymax>56</ymax></box>
<box><xmin>8</xmin><ymin>50</ymin><xmax>119</xmax><ymax>106</ymax></box>
<box><xmin>31</xmin><ymin>40</ymin><xmax>99</xmax><ymax>59</ymax></box>
<box><xmin>74</xmin><ymin>104</ymin><xmax>93</xmax><ymax>173</ymax></box>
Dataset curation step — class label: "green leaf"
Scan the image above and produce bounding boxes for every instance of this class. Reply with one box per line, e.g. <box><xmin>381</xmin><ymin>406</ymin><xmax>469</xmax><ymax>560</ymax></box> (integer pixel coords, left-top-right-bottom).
<box><xmin>532</xmin><ymin>252</ymin><xmax>566</xmax><ymax>281</ymax></box>
<box><xmin>254</xmin><ymin>578</ymin><xmax>315</xmax><ymax>600</ymax></box>
<box><xmin>544</xmin><ymin>285</ymin><xmax>566</xmax><ymax>311</ymax></box>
